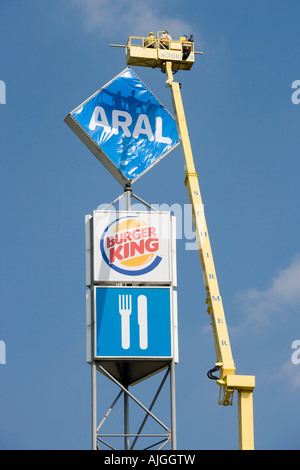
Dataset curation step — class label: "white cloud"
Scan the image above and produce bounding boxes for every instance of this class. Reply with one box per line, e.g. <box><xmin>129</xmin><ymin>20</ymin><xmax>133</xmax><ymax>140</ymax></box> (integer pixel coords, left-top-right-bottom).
<box><xmin>235</xmin><ymin>254</ymin><xmax>300</xmax><ymax>331</ymax></box>
<box><xmin>70</xmin><ymin>0</ymin><xmax>196</xmax><ymax>41</ymax></box>
<box><xmin>231</xmin><ymin>255</ymin><xmax>300</xmax><ymax>391</ymax></box>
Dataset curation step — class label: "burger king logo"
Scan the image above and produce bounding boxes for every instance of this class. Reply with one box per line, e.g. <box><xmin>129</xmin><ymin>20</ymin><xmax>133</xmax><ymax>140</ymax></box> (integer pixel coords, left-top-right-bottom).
<box><xmin>100</xmin><ymin>216</ymin><xmax>162</xmax><ymax>276</ymax></box>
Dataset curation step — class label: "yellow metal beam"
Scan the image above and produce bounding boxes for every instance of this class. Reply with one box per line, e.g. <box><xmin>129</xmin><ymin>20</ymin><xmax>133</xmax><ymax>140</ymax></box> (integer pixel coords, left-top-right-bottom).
<box><xmin>225</xmin><ymin>375</ymin><xmax>255</xmax><ymax>390</ymax></box>
<box><xmin>225</xmin><ymin>375</ymin><xmax>255</xmax><ymax>450</ymax></box>
<box><xmin>165</xmin><ymin>61</ymin><xmax>235</xmax><ymax>379</ymax></box>
<box><xmin>164</xmin><ymin>60</ymin><xmax>255</xmax><ymax>450</ymax></box>
<box><xmin>238</xmin><ymin>389</ymin><xmax>255</xmax><ymax>450</ymax></box>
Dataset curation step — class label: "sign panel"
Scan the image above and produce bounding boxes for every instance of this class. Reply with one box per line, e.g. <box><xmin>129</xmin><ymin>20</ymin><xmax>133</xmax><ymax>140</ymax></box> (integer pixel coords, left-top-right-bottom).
<box><xmin>65</xmin><ymin>68</ymin><xmax>179</xmax><ymax>186</ymax></box>
<box><xmin>87</xmin><ymin>210</ymin><xmax>177</xmax><ymax>285</ymax></box>
<box><xmin>93</xmin><ymin>286</ymin><xmax>176</xmax><ymax>359</ymax></box>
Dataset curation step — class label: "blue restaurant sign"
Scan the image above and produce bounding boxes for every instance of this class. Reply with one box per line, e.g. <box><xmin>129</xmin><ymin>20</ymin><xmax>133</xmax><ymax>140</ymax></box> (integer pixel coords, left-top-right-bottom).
<box><xmin>94</xmin><ymin>286</ymin><xmax>173</xmax><ymax>359</ymax></box>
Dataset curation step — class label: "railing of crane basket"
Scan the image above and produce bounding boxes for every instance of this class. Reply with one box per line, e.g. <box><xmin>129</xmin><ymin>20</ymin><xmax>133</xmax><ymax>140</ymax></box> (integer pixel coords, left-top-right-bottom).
<box><xmin>126</xmin><ymin>35</ymin><xmax>194</xmax><ymax>53</ymax></box>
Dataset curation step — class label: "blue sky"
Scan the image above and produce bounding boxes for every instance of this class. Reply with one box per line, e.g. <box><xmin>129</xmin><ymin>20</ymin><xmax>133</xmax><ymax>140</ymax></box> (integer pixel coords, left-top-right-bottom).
<box><xmin>0</xmin><ymin>0</ymin><xmax>299</xmax><ymax>450</ymax></box>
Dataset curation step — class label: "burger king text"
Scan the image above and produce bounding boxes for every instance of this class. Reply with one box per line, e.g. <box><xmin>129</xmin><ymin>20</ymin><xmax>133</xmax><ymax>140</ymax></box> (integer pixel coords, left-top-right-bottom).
<box><xmin>106</xmin><ymin>226</ymin><xmax>159</xmax><ymax>264</ymax></box>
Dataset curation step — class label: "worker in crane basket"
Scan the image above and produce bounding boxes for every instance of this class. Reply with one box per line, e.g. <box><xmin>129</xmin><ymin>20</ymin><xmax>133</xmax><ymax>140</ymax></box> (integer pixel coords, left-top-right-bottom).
<box><xmin>180</xmin><ymin>34</ymin><xmax>192</xmax><ymax>60</ymax></box>
<box><xmin>145</xmin><ymin>32</ymin><xmax>156</xmax><ymax>48</ymax></box>
<box><xmin>160</xmin><ymin>30</ymin><xmax>172</xmax><ymax>49</ymax></box>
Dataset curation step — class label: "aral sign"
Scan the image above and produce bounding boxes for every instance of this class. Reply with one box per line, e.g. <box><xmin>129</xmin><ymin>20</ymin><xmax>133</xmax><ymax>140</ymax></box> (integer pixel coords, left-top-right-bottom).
<box><xmin>85</xmin><ymin>211</ymin><xmax>177</xmax><ymax>285</ymax></box>
<box><xmin>65</xmin><ymin>68</ymin><xmax>179</xmax><ymax>186</ymax></box>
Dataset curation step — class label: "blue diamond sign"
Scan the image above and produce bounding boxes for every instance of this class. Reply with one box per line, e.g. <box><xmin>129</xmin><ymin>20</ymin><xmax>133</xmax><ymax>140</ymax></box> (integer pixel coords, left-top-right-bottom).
<box><xmin>65</xmin><ymin>68</ymin><xmax>179</xmax><ymax>186</ymax></box>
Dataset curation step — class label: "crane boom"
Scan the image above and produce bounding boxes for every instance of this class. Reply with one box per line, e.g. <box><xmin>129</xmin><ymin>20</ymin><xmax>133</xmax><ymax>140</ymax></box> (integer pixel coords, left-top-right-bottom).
<box><xmin>165</xmin><ymin>62</ymin><xmax>236</xmax><ymax>380</ymax></box>
<box><xmin>164</xmin><ymin>61</ymin><xmax>255</xmax><ymax>450</ymax></box>
<box><xmin>117</xmin><ymin>34</ymin><xmax>255</xmax><ymax>450</ymax></box>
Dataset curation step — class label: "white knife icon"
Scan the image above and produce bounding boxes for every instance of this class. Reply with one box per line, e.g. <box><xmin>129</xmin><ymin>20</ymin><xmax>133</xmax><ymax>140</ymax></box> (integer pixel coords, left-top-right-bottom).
<box><xmin>138</xmin><ymin>295</ymin><xmax>148</xmax><ymax>350</ymax></box>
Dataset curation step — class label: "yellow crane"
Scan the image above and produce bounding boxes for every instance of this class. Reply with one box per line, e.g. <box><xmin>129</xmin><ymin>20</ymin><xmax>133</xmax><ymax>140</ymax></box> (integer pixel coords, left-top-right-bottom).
<box><xmin>111</xmin><ymin>32</ymin><xmax>255</xmax><ymax>450</ymax></box>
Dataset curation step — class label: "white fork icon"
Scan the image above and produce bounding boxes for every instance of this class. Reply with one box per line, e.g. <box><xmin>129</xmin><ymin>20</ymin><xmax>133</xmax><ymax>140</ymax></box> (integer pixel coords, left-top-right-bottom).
<box><xmin>119</xmin><ymin>294</ymin><xmax>132</xmax><ymax>349</ymax></box>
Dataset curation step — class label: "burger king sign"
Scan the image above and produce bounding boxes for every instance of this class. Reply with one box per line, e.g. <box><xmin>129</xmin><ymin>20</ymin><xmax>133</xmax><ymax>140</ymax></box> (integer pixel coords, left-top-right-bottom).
<box><xmin>86</xmin><ymin>211</ymin><xmax>176</xmax><ymax>285</ymax></box>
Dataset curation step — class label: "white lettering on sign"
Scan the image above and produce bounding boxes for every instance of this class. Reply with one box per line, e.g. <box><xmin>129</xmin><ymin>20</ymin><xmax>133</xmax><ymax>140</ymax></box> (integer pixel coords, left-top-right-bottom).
<box><xmin>89</xmin><ymin>106</ymin><xmax>110</xmax><ymax>131</ymax></box>
<box><xmin>112</xmin><ymin>110</ymin><xmax>132</xmax><ymax>137</ymax></box>
<box><xmin>89</xmin><ymin>106</ymin><xmax>171</xmax><ymax>144</ymax></box>
<box><xmin>132</xmin><ymin>114</ymin><xmax>154</xmax><ymax>141</ymax></box>
<box><xmin>155</xmin><ymin>116</ymin><xmax>171</xmax><ymax>144</ymax></box>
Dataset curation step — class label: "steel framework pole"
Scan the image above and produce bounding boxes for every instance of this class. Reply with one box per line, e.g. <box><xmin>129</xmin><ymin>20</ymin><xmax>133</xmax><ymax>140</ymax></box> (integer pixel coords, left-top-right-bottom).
<box><xmin>89</xmin><ymin>188</ymin><xmax>177</xmax><ymax>450</ymax></box>
<box><xmin>92</xmin><ymin>361</ymin><xmax>97</xmax><ymax>450</ymax></box>
<box><xmin>124</xmin><ymin>185</ymin><xmax>131</xmax><ymax>450</ymax></box>
<box><xmin>170</xmin><ymin>360</ymin><xmax>177</xmax><ymax>450</ymax></box>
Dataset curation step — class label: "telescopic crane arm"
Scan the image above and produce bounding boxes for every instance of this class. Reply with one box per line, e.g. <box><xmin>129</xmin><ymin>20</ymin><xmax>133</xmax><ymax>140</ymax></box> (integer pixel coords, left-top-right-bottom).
<box><xmin>115</xmin><ymin>34</ymin><xmax>256</xmax><ymax>450</ymax></box>
<box><xmin>164</xmin><ymin>61</ymin><xmax>255</xmax><ymax>451</ymax></box>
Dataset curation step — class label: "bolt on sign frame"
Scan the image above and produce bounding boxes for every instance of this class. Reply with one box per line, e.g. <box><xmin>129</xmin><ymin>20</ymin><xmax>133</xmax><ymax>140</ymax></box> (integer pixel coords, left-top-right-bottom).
<box><xmin>119</xmin><ymin>34</ymin><xmax>256</xmax><ymax>451</ymax></box>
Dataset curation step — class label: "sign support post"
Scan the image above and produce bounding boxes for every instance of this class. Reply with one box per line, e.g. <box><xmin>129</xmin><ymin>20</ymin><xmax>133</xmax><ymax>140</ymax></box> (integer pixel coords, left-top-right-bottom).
<box><xmin>125</xmin><ymin>183</ymin><xmax>132</xmax><ymax>211</ymax></box>
<box><xmin>86</xmin><ymin>197</ymin><xmax>178</xmax><ymax>450</ymax></box>
<box><xmin>66</xmin><ymin>66</ymin><xmax>179</xmax><ymax>450</ymax></box>
<box><xmin>170</xmin><ymin>360</ymin><xmax>177</xmax><ymax>449</ymax></box>
<box><xmin>124</xmin><ymin>184</ymin><xmax>131</xmax><ymax>451</ymax></box>
<box><xmin>92</xmin><ymin>361</ymin><xmax>97</xmax><ymax>451</ymax></box>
